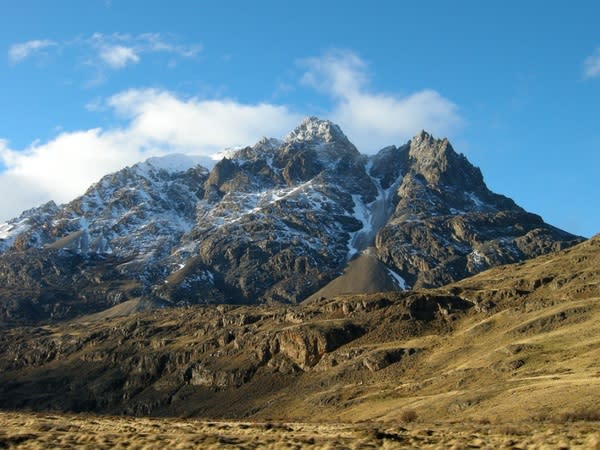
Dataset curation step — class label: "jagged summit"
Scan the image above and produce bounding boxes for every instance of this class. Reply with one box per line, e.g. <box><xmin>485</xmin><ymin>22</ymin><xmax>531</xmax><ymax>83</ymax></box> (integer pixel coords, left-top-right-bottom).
<box><xmin>218</xmin><ymin>118</ymin><xmax>356</xmax><ymax>169</ymax></box>
<box><xmin>409</xmin><ymin>130</ymin><xmax>452</xmax><ymax>159</ymax></box>
<box><xmin>404</xmin><ymin>130</ymin><xmax>486</xmax><ymax>192</ymax></box>
<box><xmin>284</xmin><ymin>116</ymin><xmax>350</xmax><ymax>145</ymax></box>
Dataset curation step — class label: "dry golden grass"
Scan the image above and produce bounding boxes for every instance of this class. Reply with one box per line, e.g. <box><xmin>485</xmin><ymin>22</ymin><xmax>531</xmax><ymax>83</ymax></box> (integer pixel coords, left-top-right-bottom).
<box><xmin>331</xmin><ymin>294</ymin><xmax>600</xmax><ymax>424</ymax></box>
<box><xmin>0</xmin><ymin>411</ymin><xmax>599</xmax><ymax>449</ymax></box>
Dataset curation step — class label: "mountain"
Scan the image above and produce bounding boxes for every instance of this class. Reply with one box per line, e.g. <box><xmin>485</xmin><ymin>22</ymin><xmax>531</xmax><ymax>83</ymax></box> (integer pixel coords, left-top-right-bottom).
<box><xmin>0</xmin><ymin>233</ymin><xmax>598</xmax><ymax>421</ymax></box>
<box><xmin>0</xmin><ymin>117</ymin><xmax>582</xmax><ymax>325</ymax></box>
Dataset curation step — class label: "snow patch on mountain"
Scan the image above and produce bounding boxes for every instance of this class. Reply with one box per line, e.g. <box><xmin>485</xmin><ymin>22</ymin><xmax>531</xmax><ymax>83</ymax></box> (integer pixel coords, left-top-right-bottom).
<box><xmin>466</xmin><ymin>192</ymin><xmax>487</xmax><ymax>210</ymax></box>
<box><xmin>347</xmin><ymin>160</ymin><xmax>401</xmax><ymax>258</ymax></box>
<box><xmin>134</xmin><ymin>154</ymin><xmax>213</xmax><ymax>176</ymax></box>
<box><xmin>348</xmin><ymin>194</ymin><xmax>371</xmax><ymax>258</ymax></box>
<box><xmin>0</xmin><ymin>219</ymin><xmax>31</xmax><ymax>251</ymax></box>
<box><xmin>386</xmin><ymin>267</ymin><xmax>408</xmax><ymax>290</ymax></box>
<box><xmin>199</xmin><ymin>179</ymin><xmax>327</xmax><ymax>227</ymax></box>
<box><xmin>177</xmin><ymin>270</ymin><xmax>215</xmax><ymax>289</ymax></box>
<box><xmin>468</xmin><ymin>249</ymin><xmax>487</xmax><ymax>270</ymax></box>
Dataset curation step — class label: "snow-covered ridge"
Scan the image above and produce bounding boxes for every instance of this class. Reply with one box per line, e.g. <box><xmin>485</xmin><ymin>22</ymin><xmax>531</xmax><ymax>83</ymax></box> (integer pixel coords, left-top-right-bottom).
<box><xmin>216</xmin><ymin>137</ymin><xmax>283</xmax><ymax>162</ymax></box>
<box><xmin>134</xmin><ymin>153</ymin><xmax>213</xmax><ymax>175</ymax></box>
<box><xmin>254</xmin><ymin>137</ymin><xmax>283</xmax><ymax>151</ymax></box>
<box><xmin>0</xmin><ymin>152</ymin><xmax>208</xmax><ymax>282</ymax></box>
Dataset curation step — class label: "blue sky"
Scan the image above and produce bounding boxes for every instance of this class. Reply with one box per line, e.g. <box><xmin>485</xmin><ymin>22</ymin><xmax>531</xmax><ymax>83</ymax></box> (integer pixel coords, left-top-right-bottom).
<box><xmin>1</xmin><ymin>1</ymin><xmax>599</xmax><ymax>237</ymax></box>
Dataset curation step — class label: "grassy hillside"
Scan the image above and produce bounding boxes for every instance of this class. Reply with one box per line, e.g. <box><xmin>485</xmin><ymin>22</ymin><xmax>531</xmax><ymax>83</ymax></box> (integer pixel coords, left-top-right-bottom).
<box><xmin>0</xmin><ymin>236</ymin><xmax>598</xmax><ymax>425</ymax></box>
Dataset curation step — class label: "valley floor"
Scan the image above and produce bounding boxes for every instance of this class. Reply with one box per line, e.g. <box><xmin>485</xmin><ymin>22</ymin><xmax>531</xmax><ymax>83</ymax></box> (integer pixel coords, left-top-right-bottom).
<box><xmin>0</xmin><ymin>411</ymin><xmax>599</xmax><ymax>449</ymax></box>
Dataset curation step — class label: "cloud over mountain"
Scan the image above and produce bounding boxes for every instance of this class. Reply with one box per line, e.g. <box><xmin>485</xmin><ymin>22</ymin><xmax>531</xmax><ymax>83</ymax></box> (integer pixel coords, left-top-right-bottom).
<box><xmin>0</xmin><ymin>90</ymin><xmax>302</xmax><ymax>221</ymax></box>
<box><xmin>0</xmin><ymin>50</ymin><xmax>463</xmax><ymax>222</ymax></box>
<box><xmin>300</xmin><ymin>50</ymin><xmax>463</xmax><ymax>151</ymax></box>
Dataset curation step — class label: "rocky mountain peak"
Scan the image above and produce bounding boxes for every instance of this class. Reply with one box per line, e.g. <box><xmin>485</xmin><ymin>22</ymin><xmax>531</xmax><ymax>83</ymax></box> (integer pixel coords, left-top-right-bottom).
<box><xmin>254</xmin><ymin>136</ymin><xmax>283</xmax><ymax>150</ymax></box>
<box><xmin>406</xmin><ymin>131</ymin><xmax>484</xmax><ymax>190</ymax></box>
<box><xmin>408</xmin><ymin>130</ymin><xmax>452</xmax><ymax>163</ymax></box>
<box><xmin>412</xmin><ymin>129</ymin><xmax>437</xmax><ymax>144</ymax></box>
<box><xmin>0</xmin><ymin>119</ymin><xmax>584</xmax><ymax>324</ymax></box>
<box><xmin>284</xmin><ymin>117</ymin><xmax>350</xmax><ymax>146</ymax></box>
<box><xmin>281</xmin><ymin>117</ymin><xmax>361</xmax><ymax>169</ymax></box>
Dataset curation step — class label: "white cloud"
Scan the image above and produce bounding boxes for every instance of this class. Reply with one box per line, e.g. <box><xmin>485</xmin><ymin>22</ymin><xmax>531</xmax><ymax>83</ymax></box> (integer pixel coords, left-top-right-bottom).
<box><xmin>99</xmin><ymin>45</ymin><xmax>140</xmax><ymax>68</ymax></box>
<box><xmin>8</xmin><ymin>33</ymin><xmax>200</xmax><ymax>73</ymax></box>
<box><xmin>138</xmin><ymin>33</ymin><xmax>202</xmax><ymax>58</ymax></box>
<box><xmin>0</xmin><ymin>90</ymin><xmax>301</xmax><ymax>221</ymax></box>
<box><xmin>0</xmin><ymin>130</ymin><xmax>137</xmax><ymax>204</ymax></box>
<box><xmin>90</xmin><ymin>33</ymin><xmax>200</xmax><ymax>69</ymax></box>
<box><xmin>300</xmin><ymin>50</ymin><xmax>463</xmax><ymax>152</ymax></box>
<box><xmin>8</xmin><ymin>39</ymin><xmax>57</xmax><ymax>64</ymax></box>
<box><xmin>107</xmin><ymin>89</ymin><xmax>302</xmax><ymax>152</ymax></box>
<box><xmin>301</xmin><ymin>50</ymin><xmax>368</xmax><ymax>96</ymax></box>
<box><xmin>583</xmin><ymin>47</ymin><xmax>600</xmax><ymax>79</ymax></box>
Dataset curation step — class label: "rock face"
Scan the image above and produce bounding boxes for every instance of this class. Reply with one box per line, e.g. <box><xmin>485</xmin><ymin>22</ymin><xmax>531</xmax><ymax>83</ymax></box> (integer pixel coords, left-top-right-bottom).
<box><xmin>372</xmin><ymin>131</ymin><xmax>580</xmax><ymax>288</ymax></box>
<box><xmin>0</xmin><ymin>291</ymin><xmax>466</xmax><ymax>416</ymax></box>
<box><xmin>0</xmin><ymin>250</ymin><xmax>142</xmax><ymax>327</ymax></box>
<box><xmin>0</xmin><ymin>118</ymin><xmax>582</xmax><ymax>324</ymax></box>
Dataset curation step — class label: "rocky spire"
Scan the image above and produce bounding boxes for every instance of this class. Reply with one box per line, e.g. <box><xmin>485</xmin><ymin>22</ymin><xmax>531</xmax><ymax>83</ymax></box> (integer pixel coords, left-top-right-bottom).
<box><xmin>407</xmin><ymin>130</ymin><xmax>485</xmax><ymax>191</ymax></box>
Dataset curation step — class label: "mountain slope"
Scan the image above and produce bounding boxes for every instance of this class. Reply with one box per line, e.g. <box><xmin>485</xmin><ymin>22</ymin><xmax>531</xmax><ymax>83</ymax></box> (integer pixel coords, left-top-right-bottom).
<box><xmin>0</xmin><ymin>235</ymin><xmax>598</xmax><ymax>422</ymax></box>
<box><xmin>0</xmin><ymin>118</ymin><xmax>582</xmax><ymax>324</ymax></box>
<box><xmin>371</xmin><ymin>131</ymin><xmax>579</xmax><ymax>288</ymax></box>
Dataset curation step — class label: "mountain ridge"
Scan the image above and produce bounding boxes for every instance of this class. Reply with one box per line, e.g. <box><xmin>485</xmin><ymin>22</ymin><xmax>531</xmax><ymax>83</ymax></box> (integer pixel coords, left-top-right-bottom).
<box><xmin>0</xmin><ymin>117</ymin><xmax>583</xmax><ymax>325</ymax></box>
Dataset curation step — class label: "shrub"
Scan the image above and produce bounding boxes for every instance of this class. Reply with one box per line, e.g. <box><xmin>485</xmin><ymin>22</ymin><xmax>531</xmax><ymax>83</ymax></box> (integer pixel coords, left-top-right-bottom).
<box><xmin>400</xmin><ymin>409</ymin><xmax>418</xmax><ymax>423</ymax></box>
